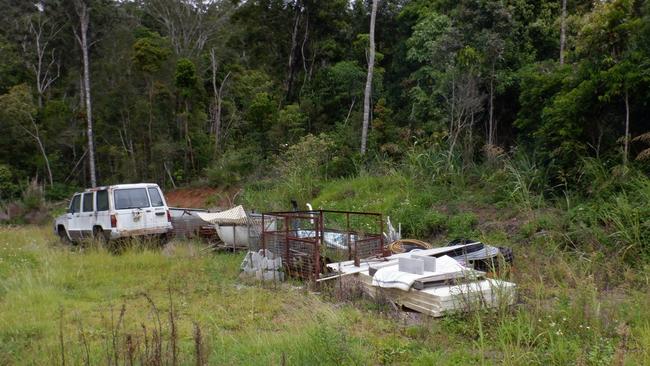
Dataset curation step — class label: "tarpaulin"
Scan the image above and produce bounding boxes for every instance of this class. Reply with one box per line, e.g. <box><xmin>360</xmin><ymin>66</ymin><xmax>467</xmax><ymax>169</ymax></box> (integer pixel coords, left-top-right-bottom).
<box><xmin>196</xmin><ymin>205</ymin><xmax>249</xmax><ymax>225</ymax></box>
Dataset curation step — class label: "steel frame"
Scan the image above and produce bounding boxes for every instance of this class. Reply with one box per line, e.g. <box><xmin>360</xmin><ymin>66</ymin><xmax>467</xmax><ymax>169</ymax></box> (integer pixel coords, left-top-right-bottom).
<box><xmin>261</xmin><ymin>210</ymin><xmax>385</xmax><ymax>280</ymax></box>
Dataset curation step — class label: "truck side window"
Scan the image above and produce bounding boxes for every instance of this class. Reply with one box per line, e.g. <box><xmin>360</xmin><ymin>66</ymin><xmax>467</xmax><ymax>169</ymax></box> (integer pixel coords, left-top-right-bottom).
<box><xmin>82</xmin><ymin>192</ymin><xmax>94</xmax><ymax>212</ymax></box>
<box><xmin>114</xmin><ymin>188</ymin><xmax>150</xmax><ymax>209</ymax></box>
<box><xmin>148</xmin><ymin>187</ymin><xmax>164</xmax><ymax>207</ymax></box>
<box><xmin>96</xmin><ymin>190</ymin><xmax>109</xmax><ymax>211</ymax></box>
<box><xmin>71</xmin><ymin>194</ymin><xmax>81</xmax><ymax>213</ymax></box>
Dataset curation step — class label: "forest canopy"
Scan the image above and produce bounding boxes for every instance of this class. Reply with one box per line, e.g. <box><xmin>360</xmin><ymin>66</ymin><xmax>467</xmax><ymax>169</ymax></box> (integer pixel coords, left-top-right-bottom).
<box><xmin>0</xmin><ymin>0</ymin><xmax>648</xmax><ymax>198</ymax></box>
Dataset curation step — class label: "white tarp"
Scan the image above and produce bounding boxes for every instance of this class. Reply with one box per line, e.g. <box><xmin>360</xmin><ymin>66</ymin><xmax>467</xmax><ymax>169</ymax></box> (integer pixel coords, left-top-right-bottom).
<box><xmin>371</xmin><ymin>255</ymin><xmax>470</xmax><ymax>291</ymax></box>
<box><xmin>196</xmin><ymin>205</ymin><xmax>249</xmax><ymax>225</ymax></box>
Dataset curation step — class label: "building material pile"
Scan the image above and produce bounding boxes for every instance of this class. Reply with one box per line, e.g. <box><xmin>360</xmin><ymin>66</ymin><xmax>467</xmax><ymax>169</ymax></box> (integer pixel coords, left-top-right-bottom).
<box><xmin>325</xmin><ymin>243</ymin><xmax>516</xmax><ymax>317</ymax></box>
<box><xmin>241</xmin><ymin>249</ymin><xmax>284</xmax><ymax>281</ymax></box>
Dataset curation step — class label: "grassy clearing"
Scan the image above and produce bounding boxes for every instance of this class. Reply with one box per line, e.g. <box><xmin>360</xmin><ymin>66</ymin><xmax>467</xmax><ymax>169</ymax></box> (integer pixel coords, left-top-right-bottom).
<box><xmin>1</xmin><ymin>220</ymin><xmax>649</xmax><ymax>365</ymax></box>
<box><xmin>2</xmin><ymin>153</ymin><xmax>650</xmax><ymax>364</ymax></box>
<box><xmin>0</xmin><ymin>226</ymin><xmax>410</xmax><ymax>365</ymax></box>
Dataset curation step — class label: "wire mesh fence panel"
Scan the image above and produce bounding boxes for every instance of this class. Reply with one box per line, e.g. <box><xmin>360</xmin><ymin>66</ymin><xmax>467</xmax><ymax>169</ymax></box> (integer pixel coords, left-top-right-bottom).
<box><xmin>261</xmin><ymin>210</ymin><xmax>385</xmax><ymax>280</ymax></box>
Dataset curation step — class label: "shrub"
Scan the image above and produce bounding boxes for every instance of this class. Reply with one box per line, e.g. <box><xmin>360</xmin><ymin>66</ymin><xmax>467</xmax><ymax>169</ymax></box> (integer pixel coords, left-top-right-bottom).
<box><xmin>447</xmin><ymin>213</ymin><xmax>479</xmax><ymax>238</ymax></box>
<box><xmin>205</xmin><ymin>147</ymin><xmax>257</xmax><ymax>188</ymax></box>
<box><xmin>0</xmin><ymin>164</ymin><xmax>19</xmax><ymax>200</ymax></box>
<box><xmin>393</xmin><ymin>204</ymin><xmax>446</xmax><ymax>238</ymax></box>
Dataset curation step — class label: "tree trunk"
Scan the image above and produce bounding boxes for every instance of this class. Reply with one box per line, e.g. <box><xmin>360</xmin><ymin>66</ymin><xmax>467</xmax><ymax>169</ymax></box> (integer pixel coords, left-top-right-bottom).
<box><xmin>22</xmin><ymin>120</ymin><xmax>53</xmax><ymax>188</ymax></box>
<box><xmin>624</xmin><ymin>89</ymin><xmax>630</xmax><ymax>165</ymax></box>
<box><xmin>285</xmin><ymin>4</ymin><xmax>302</xmax><ymax>100</ymax></box>
<box><xmin>185</xmin><ymin>101</ymin><xmax>195</xmax><ymax>171</ymax></box>
<box><xmin>560</xmin><ymin>0</ymin><xmax>567</xmax><ymax>65</ymax></box>
<box><xmin>447</xmin><ymin>73</ymin><xmax>456</xmax><ymax>165</ymax></box>
<box><xmin>147</xmin><ymin>77</ymin><xmax>154</xmax><ymax>166</ymax></box>
<box><xmin>209</xmin><ymin>49</ymin><xmax>230</xmax><ymax>155</ymax></box>
<box><xmin>300</xmin><ymin>12</ymin><xmax>310</xmax><ymax>97</ymax></box>
<box><xmin>75</xmin><ymin>1</ymin><xmax>97</xmax><ymax>187</ymax></box>
<box><xmin>488</xmin><ymin>62</ymin><xmax>495</xmax><ymax>146</ymax></box>
<box><xmin>361</xmin><ymin>0</ymin><xmax>378</xmax><ymax>155</ymax></box>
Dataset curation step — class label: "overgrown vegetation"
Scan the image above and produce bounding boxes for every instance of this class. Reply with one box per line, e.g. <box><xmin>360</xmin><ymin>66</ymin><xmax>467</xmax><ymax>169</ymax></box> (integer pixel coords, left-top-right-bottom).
<box><xmin>243</xmin><ymin>139</ymin><xmax>650</xmax><ymax>263</ymax></box>
<box><xmin>1</xmin><ymin>206</ymin><xmax>649</xmax><ymax>365</ymax></box>
<box><xmin>1</xmin><ymin>0</ymin><xmax>650</xmax><ymax>364</ymax></box>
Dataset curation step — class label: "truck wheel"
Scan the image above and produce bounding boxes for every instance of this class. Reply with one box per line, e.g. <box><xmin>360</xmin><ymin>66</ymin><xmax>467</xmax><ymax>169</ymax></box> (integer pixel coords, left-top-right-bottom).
<box><xmin>58</xmin><ymin>227</ymin><xmax>71</xmax><ymax>244</ymax></box>
<box><xmin>157</xmin><ymin>233</ymin><xmax>171</xmax><ymax>246</ymax></box>
<box><xmin>93</xmin><ymin>226</ymin><xmax>109</xmax><ymax>244</ymax></box>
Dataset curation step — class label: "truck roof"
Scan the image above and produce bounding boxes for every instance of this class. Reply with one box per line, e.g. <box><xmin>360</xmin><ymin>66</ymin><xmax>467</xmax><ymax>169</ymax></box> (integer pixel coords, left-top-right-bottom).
<box><xmin>81</xmin><ymin>183</ymin><xmax>160</xmax><ymax>193</ymax></box>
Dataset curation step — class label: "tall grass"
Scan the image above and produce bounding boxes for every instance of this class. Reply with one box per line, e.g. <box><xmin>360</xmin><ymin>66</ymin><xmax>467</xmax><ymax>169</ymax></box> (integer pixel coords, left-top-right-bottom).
<box><xmin>501</xmin><ymin>156</ymin><xmax>547</xmax><ymax>213</ymax></box>
<box><xmin>5</xmin><ymin>145</ymin><xmax>647</xmax><ymax>363</ymax></box>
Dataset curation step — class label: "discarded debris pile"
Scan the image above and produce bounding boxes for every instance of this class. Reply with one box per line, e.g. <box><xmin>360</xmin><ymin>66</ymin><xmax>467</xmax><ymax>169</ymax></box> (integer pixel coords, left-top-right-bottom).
<box><xmin>241</xmin><ymin>249</ymin><xmax>284</xmax><ymax>281</ymax></box>
<box><xmin>170</xmin><ymin>207</ymin><xmax>217</xmax><ymax>239</ymax></box>
<box><xmin>227</xmin><ymin>206</ymin><xmax>516</xmax><ymax>317</ymax></box>
<box><xmin>325</xmin><ymin>243</ymin><xmax>516</xmax><ymax>317</ymax></box>
<box><xmin>259</xmin><ymin>210</ymin><xmax>386</xmax><ymax>280</ymax></box>
<box><xmin>439</xmin><ymin>240</ymin><xmax>513</xmax><ymax>273</ymax></box>
<box><xmin>197</xmin><ymin>205</ymin><xmax>274</xmax><ymax>251</ymax></box>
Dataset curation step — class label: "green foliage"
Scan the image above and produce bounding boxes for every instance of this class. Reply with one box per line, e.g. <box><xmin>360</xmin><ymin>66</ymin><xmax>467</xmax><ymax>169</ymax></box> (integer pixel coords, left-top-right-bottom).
<box><xmin>205</xmin><ymin>148</ymin><xmax>257</xmax><ymax>188</ymax></box>
<box><xmin>0</xmin><ymin>84</ymin><xmax>36</xmax><ymax>124</ymax></box>
<box><xmin>270</xmin><ymin>104</ymin><xmax>307</xmax><ymax>147</ymax></box>
<box><xmin>0</xmin><ymin>164</ymin><xmax>19</xmax><ymax>200</ymax></box>
<box><xmin>175</xmin><ymin>58</ymin><xmax>198</xmax><ymax>96</ymax></box>
<box><xmin>43</xmin><ymin>183</ymin><xmax>76</xmax><ymax>203</ymax></box>
<box><xmin>243</xmin><ymin>134</ymin><xmax>335</xmax><ymax>210</ymax></box>
<box><xmin>133</xmin><ymin>29</ymin><xmax>171</xmax><ymax>74</ymax></box>
<box><xmin>0</xmin><ymin>35</ymin><xmax>26</xmax><ymax>94</ymax></box>
<box><xmin>406</xmin><ymin>12</ymin><xmax>453</xmax><ymax>65</ymax></box>
<box><xmin>447</xmin><ymin>213</ymin><xmax>479</xmax><ymax>239</ymax></box>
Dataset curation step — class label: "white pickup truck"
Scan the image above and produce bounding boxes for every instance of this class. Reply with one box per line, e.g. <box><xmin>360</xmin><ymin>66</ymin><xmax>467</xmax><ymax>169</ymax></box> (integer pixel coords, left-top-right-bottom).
<box><xmin>54</xmin><ymin>183</ymin><xmax>173</xmax><ymax>243</ymax></box>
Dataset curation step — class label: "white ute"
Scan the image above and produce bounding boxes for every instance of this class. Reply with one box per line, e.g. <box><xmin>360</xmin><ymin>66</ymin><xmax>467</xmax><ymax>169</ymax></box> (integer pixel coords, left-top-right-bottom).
<box><xmin>54</xmin><ymin>183</ymin><xmax>173</xmax><ymax>243</ymax></box>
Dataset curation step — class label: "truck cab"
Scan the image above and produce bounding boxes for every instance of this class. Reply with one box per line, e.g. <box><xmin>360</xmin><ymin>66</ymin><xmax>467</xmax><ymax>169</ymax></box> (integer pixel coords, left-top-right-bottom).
<box><xmin>55</xmin><ymin>183</ymin><xmax>173</xmax><ymax>243</ymax></box>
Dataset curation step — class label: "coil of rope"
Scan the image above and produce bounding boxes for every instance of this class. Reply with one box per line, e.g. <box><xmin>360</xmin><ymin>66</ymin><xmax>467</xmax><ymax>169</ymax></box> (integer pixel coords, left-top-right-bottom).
<box><xmin>387</xmin><ymin>239</ymin><xmax>433</xmax><ymax>254</ymax></box>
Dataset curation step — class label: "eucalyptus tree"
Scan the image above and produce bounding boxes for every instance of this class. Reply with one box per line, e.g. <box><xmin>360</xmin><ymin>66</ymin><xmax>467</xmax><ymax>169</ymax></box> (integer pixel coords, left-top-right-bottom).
<box><xmin>360</xmin><ymin>0</ymin><xmax>378</xmax><ymax>155</ymax></box>
<box><xmin>0</xmin><ymin>84</ymin><xmax>53</xmax><ymax>187</ymax></box>
<box><xmin>145</xmin><ymin>0</ymin><xmax>233</xmax><ymax>59</ymax></box>
<box><xmin>71</xmin><ymin>0</ymin><xmax>96</xmax><ymax>187</ymax></box>
<box><xmin>22</xmin><ymin>7</ymin><xmax>62</xmax><ymax>108</ymax></box>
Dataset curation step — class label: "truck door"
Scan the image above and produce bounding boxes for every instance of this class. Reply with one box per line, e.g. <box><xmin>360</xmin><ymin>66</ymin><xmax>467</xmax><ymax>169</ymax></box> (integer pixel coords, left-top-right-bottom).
<box><xmin>95</xmin><ymin>189</ymin><xmax>110</xmax><ymax>231</ymax></box>
<box><xmin>147</xmin><ymin>186</ymin><xmax>168</xmax><ymax>229</ymax></box>
<box><xmin>113</xmin><ymin>187</ymin><xmax>150</xmax><ymax>233</ymax></box>
<box><xmin>68</xmin><ymin>194</ymin><xmax>82</xmax><ymax>240</ymax></box>
<box><xmin>79</xmin><ymin>192</ymin><xmax>95</xmax><ymax>238</ymax></box>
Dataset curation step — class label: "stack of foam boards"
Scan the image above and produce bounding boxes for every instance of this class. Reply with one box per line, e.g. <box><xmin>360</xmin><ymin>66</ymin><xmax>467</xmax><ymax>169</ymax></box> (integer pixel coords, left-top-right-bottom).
<box><xmin>325</xmin><ymin>244</ymin><xmax>516</xmax><ymax>317</ymax></box>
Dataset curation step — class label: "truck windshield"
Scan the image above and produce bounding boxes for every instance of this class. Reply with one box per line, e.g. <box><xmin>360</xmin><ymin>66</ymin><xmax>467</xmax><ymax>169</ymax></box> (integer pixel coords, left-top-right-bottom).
<box><xmin>114</xmin><ymin>188</ymin><xmax>150</xmax><ymax>209</ymax></box>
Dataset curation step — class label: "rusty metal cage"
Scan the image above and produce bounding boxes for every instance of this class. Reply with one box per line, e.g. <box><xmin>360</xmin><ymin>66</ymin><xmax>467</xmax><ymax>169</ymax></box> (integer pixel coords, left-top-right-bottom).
<box><xmin>261</xmin><ymin>210</ymin><xmax>386</xmax><ymax>280</ymax></box>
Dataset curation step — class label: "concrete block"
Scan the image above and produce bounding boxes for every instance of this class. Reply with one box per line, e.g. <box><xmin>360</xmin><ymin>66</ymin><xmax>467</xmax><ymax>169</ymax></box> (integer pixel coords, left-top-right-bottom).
<box><xmin>398</xmin><ymin>257</ymin><xmax>424</xmax><ymax>275</ymax></box>
<box><xmin>411</xmin><ymin>255</ymin><xmax>436</xmax><ymax>272</ymax></box>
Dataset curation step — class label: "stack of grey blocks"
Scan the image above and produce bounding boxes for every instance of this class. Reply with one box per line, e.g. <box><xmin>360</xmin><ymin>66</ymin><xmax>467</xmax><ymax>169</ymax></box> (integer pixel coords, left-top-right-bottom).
<box><xmin>241</xmin><ymin>249</ymin><xmax>285</xmax><ymax>281</ymax></box>
<box><xmin>398</xmin><ymin>255</ymin><xmax>437</xmax><ymax>274</ymax></box>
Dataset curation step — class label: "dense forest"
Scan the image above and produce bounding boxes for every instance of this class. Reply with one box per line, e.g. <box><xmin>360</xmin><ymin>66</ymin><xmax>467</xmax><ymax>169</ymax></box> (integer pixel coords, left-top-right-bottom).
<box><xmin>0</xmin><ymin>0</ymin><xmax>649</xmax><ymax>198</ymax></box>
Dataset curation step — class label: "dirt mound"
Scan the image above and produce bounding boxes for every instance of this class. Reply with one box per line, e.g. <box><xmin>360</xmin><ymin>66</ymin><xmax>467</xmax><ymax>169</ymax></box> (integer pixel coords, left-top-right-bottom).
<box><xmin>164</xmin><ymin>187</ymin><xmax>240</xmax><ymax>209</ymax></box>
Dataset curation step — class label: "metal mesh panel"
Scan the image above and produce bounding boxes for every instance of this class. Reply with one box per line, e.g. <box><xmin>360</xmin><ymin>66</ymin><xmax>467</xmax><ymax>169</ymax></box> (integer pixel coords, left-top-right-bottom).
<box><xmin>355</xmin><ymin>236</ymin><xmax>384</xmax><ymax>259</ymax></box>
<box><xmin>285</xmin><ymin>238</ymin><xmax>318</xmax><ymax>279</ymax></box>
<box><xmin>261</xmin><ymin>210</ymin><xmax>385</xmax><ymax>280</ymax></box>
